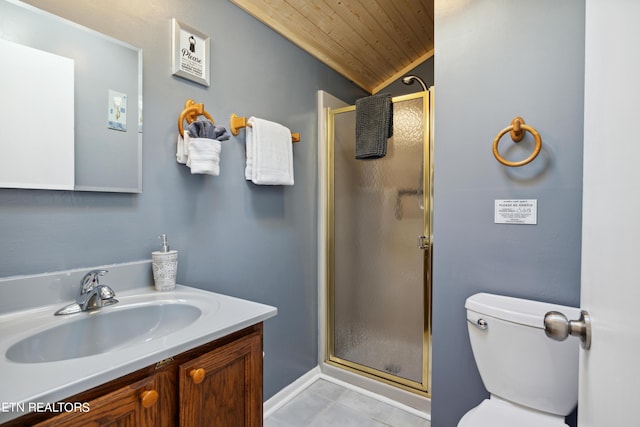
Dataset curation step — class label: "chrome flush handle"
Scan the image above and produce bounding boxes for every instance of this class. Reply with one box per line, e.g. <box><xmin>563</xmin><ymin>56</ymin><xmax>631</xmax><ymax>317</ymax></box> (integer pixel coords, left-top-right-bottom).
<box><xmin>544</xmin><ymin>310</ymin><xmax>592</xmax><ymax>350</ymax></box>
<box><xmin>467</xmin><ymin>318</ymin><xmax>488</xmax><ymax>330</ymax></box>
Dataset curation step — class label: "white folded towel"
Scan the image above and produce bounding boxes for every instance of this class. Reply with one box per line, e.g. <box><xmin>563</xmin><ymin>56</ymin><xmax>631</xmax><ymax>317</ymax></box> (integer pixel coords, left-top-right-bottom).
<box><xmin>188</xmin><ymin>137</ymin><xmax>221</xmax><ymax>175</ymax></box>
<box><xmin>245</xmin><ymin>117</ymin><xmax>294</xmax><ymax>185</ymax></box>
<box><xmin>176</xmin><ymin>130</ymin><xmax>189</xmax><ymax>164</ymax></box>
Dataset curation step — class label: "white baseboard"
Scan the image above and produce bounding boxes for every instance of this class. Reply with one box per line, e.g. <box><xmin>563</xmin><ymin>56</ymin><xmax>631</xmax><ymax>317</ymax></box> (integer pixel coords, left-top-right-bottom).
<box><xmin>263</xmin><ymin>367</ymin><xmax>321</xmax><ymax>418</ymax></box>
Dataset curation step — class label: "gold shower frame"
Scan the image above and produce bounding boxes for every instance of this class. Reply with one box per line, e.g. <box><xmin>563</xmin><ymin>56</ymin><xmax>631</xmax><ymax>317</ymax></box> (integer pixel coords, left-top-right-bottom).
<box><xmin>325</xmin><ymin>90</ymin><xmax>434</xmax><ymax>396</ymax></box>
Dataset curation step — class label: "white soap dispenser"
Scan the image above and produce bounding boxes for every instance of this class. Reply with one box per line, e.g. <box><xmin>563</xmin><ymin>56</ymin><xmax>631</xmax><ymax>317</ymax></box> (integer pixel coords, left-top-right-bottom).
<box><xmin>151</xmin><ymin>234</ymin><xmax>178</xmax><ymax>291</ymax></box>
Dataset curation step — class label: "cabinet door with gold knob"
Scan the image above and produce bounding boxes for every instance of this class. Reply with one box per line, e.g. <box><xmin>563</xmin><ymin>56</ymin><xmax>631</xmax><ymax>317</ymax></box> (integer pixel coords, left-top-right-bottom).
<box><xmin>179</xmin><ymin>330</ymin><xmax>263</xmax><ymax>427</ymax></box>
<box><xmin>34</xmin><ymin>375</ymin><xmax>161</xmax><ymax>427</ymax></box>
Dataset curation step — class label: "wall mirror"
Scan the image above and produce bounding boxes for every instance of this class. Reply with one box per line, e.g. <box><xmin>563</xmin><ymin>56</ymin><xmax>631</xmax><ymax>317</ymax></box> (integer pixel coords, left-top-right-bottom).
<box><xmin>0</xmin><ymin>0</ymin><xmax>143</xmax><ymax>193</ymax></box>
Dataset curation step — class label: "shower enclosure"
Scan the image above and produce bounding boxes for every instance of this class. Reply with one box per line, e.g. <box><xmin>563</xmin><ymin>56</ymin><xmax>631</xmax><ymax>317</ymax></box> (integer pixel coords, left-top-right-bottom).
<box><xmin>325</xmin><ymin>90</ymin><xmax>433</xmax><ymax>395</ymax></box>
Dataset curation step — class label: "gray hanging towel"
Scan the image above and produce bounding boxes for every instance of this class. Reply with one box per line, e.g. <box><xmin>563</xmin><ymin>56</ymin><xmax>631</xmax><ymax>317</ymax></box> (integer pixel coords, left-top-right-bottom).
<box><xmin>355</xmin><ymin>93</ymin><xmax>393</xmax><ymax>159</ymax></box>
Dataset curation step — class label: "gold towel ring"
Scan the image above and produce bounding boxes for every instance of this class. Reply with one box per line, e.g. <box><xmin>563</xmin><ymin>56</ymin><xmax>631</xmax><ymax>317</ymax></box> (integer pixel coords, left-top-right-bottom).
<box><xmin>178</xmin><ymin>99</ymin><xmax>215</xmax><ymax>137</ymax></box>
<box><xmin>493</xmin><ymin>117</ymin><xmax>542</xmax><ymax>167</ymax></box>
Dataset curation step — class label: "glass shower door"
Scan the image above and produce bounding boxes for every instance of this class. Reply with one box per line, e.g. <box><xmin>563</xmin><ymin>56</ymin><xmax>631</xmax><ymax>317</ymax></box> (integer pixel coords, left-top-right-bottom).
<box><xmin>327</xmin><ymin>91</ymin><xmax>431</xmax><ymax>393</ymax></box>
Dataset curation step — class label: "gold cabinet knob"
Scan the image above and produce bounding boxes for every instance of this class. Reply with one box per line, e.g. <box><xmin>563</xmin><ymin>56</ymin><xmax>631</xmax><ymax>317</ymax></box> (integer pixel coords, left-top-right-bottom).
<box><xmin>140</xmin><ymin>390</ymin><xmax>159</xmax><ymax>408</ymax></box>
<box><xmin>190</xmin><ymin>368</ymin><xmax>205</xmax><ymax>384</ymax></box>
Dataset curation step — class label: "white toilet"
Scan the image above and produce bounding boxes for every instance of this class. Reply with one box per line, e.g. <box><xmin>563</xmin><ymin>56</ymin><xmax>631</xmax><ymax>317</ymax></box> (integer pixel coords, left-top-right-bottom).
<box><xmin>458</xmin><ymin>293</ymin><xmax>580</xmax><ymax>427</ymax></box>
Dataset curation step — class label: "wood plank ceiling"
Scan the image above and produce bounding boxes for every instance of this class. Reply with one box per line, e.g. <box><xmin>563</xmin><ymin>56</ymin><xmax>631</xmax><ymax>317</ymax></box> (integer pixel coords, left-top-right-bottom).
<box><xmin>230</xmin><ymin>0</ymin><xmax>434</xmax><ymax>94</ymax></box>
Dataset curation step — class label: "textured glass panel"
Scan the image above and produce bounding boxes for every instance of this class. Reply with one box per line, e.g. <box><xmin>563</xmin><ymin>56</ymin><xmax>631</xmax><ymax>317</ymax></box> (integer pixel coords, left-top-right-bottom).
<box><xmin>333</xmin><ymin>98</ymin><xmax>425</xmax><ymax>383</ymax></box>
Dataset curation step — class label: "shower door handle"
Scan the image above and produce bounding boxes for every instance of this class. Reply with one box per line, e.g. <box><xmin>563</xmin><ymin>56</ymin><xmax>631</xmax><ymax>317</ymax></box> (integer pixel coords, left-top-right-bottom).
<box><xmin>417</xmin><ymin>235</ymin><xmax>430</xmax><ymax>250</ymax></box>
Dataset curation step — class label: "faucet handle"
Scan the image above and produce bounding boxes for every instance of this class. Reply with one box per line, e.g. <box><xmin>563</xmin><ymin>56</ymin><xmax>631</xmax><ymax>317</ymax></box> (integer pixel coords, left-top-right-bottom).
<box><xmin>80</xmin><ymin>269</ymin><xmax>109</xmax><ymax>293</ymax></box>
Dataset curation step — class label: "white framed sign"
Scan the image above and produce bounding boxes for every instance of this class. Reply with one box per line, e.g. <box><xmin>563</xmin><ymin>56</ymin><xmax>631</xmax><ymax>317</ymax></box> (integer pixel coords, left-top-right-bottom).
<box><xmin>171</xmin><ymin>18</ymin><xmax>210</xmax><ymax>87</ymax></box>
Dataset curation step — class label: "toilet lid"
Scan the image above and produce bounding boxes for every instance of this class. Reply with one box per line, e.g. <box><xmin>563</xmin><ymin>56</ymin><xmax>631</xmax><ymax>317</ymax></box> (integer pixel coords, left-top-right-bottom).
<box><xmin>458</xmin><ymin>399</ymin><xmax>568</xmax><ymax>427</ymax></box>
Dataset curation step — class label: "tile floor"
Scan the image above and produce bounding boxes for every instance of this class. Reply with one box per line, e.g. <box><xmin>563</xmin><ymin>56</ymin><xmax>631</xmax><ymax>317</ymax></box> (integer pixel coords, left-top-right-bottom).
<box><xmin>265</xmin><ymin>379</ymin><xmax>430</xmax><ymax>427</ymax></box>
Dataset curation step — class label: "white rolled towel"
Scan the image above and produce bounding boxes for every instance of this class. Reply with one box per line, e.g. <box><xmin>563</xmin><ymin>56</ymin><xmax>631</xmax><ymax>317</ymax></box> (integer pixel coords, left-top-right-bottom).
<box><xmin>188</xmin><ymin>137</ymin><xmax>221</xmax><ymax>175</ymax></box>
<box><xmin>176</xmin><ymin>130</ymin><xmax>190</xmax><ymax>164</ymax></box>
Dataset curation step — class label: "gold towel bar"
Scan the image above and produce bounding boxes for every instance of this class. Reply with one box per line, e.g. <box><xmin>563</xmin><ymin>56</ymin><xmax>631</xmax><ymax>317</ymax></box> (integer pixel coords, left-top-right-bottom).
<box><xmin>230</xmin><ymin>113</ymin><xmax>300</xmax><ymax>143</ymax></box>
<box><xmin>178</xmin><ymin>99</ymin><xmax>214</xmax><ymax>138</ymax></box>
<box><xmin>493</xmin><ymin>116</ymin><xmax>542</xmax><ymax>167</ymax></box>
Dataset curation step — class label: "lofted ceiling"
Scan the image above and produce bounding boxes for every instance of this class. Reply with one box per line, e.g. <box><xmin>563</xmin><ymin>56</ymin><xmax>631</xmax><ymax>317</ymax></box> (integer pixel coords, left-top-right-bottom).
<box><xmin>230</xmin><ymin>0</ymin><xmax>434</xmax><ymax>94</ymax></box>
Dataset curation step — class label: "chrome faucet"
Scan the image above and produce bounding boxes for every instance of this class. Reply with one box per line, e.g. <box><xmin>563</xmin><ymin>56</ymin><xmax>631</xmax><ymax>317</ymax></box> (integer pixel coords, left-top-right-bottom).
<box><xmin>54</xmin><ymin>269</ymin><xmax>119</xmax><ymax>316</ymax></box>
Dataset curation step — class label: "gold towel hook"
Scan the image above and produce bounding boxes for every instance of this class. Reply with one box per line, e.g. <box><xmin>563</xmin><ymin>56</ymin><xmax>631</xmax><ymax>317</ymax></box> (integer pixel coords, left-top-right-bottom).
<box><xmin>493</xmin><ymin>117</ymin><xmax>542</xmax><ymax>167</ymax></box>
<box><xmin>229</xmin><ymin>113</ymin><xmax>247</xmax><ymax>136</ymax></box>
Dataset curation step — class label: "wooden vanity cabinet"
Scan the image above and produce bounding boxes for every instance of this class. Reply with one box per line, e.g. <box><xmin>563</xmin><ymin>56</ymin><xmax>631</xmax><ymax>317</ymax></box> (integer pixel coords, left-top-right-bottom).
<box><xmin>4</xmin><ymin>323</ymin><xmax>263</xmax><ymax>427</ymax></box>
<box><xmin>180</xmin><ymin>328</ymin><xmax>262</xmax><ymax>426</ymax></box>
<box><xmin>33</xmin><ymin>374</ymin><xmax>163</xmax><ymax>427</ymax></box>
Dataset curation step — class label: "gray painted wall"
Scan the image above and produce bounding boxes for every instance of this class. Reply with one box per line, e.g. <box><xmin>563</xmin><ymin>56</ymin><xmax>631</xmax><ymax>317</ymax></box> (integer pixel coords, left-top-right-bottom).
<box><xmin>1</xmin><ymin>0</ymin><xmax>366</xmax><ymax>400</ymax></box>
<box><xmin>432</xmin><ymin>1</ymin><xmax>584</xmax><ymax>426</ymax></box>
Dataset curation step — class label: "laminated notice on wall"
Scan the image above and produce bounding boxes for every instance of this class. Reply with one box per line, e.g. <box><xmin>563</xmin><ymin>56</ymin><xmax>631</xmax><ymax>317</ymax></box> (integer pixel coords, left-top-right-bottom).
<box><xmin>494</xmin><ymin>200</ymin><xmax>537</xmax><ymax>225</ymax></box>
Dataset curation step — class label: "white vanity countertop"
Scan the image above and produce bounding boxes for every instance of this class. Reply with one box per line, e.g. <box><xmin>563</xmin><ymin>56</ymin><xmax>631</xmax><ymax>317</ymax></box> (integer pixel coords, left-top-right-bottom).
<box><xmin>0</xmin><ymin>284</ymin><xmax>277</xmax><ymax>423</ymax></box>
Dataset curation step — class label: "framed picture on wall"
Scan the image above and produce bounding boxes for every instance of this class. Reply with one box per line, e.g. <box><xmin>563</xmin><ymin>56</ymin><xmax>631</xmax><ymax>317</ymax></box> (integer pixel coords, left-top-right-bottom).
<box><xmin>171</xmin><ymin>18</ymin><xmax>210</xmax><ymax>87</ymax></box>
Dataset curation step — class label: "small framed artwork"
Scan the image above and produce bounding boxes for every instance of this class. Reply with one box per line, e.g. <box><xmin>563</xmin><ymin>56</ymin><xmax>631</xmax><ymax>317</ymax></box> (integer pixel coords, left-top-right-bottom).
<box><xmin>171</xmin><ymin>18</ymin><xmax>210</xmax><ymax>87</ymax></box>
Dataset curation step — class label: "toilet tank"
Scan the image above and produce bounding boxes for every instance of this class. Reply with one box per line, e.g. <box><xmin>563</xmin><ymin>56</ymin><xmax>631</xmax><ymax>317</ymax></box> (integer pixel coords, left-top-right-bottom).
<box><xmin>465</xmin><ymin>293</ymin><xmax>580</xmax><ymax>416</ymax></box>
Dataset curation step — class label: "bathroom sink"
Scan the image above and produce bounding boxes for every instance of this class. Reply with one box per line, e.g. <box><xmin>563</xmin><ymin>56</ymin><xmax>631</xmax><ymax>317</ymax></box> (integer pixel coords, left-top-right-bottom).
<box><xmin>0</xmin><ymin>269</ymin><xmax>276</xmax><ymax>424</ymax></box>
<box><xmin>6</xmin><ymin>302</ymin><xmax>201</xmax><ymax>363</ymax></box>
